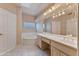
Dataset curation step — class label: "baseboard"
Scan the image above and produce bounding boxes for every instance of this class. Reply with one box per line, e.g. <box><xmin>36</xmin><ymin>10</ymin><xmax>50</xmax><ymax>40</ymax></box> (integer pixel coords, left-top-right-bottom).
<box><xmin>0</xmin><ymin>47</ymin><xmax>15</xmax><ymax>56</ymax></box>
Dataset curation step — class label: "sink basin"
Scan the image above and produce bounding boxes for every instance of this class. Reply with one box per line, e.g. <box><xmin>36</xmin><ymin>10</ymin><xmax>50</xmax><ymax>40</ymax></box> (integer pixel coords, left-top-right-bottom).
<box><xmin>64</xmin><ymin>36</ymin><xmax>77</xmax><ymax>45</ymax></box>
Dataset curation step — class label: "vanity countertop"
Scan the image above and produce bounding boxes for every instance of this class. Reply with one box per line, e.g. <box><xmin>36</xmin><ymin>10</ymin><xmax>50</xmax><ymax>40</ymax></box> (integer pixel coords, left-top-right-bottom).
<box><xmin>37</xmin><ymin>32</ymin><xmax>77</xmax><ymax>49</ymax></box>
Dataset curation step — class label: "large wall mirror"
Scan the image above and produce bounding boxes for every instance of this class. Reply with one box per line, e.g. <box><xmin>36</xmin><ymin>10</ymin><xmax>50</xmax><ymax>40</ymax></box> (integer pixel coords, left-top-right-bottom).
<box><xmin>44</xmin><ymin>18</ymin><xmax>52</xmax><ymax>33</ymax></box>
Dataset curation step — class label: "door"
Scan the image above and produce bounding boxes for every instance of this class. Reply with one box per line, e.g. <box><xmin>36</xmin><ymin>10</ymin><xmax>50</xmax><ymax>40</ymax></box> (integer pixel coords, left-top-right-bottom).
<box><xmin>7</xmin><ymin>11</ymin><xmax>16</xmax><ymax>49</ymax></box>
<box><xmin>0</xmin><ymin>10</ymin><xmax>5</xmax><ymax>54</ymax></box>
<box><xmin>0</xmin><ymin>8</ymin><xmax>16</xmax><ymax>55</ymax></box>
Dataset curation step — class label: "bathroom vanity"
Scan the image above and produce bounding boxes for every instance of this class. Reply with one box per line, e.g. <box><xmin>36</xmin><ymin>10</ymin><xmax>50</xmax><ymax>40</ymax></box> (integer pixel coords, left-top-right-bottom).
<box><xmin>36</xmin><ymin>33</ymin><xmax>77</xmax><ymax>56</ymax></box>
<box><xmin>36</xmin><ymin>4</ymin><xmax>78</xmax><ymax>56</ymax></box>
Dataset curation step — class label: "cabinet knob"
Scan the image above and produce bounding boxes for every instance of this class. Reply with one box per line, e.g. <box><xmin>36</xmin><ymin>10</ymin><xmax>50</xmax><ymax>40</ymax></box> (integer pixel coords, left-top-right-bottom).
<box><xmin>0</xmin><ymin>33</ymin><xmax>3</xmax><ymax>36</ymax></box>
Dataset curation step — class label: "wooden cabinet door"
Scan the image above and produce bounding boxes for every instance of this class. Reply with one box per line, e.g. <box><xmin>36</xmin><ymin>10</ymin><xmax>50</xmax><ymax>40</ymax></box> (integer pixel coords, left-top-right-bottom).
<box><xmin>51</xmin><ymin>46</ymin><xmax>58</xmax><ymax>56</ymax></box>
<box><xmin>51</xmin><ymin>46</ymin><xmax>67</xmax><ymax>56</ymax></box>
<box><xmin>60</xmin><ymin>52</ymin><xmax>67</xmax><ymax>56</ymax></box>
<box><xmin>36</xmin><ymin>36</ymin><xmax>42</xmax><ymax>48</ymax></box>
<box><xmin>53</xmin><ymin>47</ymin><xmax>59</xmax><ymax>56</ymax></box>
<box><xmin>57</xmin><ymin>50</ymin><xmax>67</xmax><ymax>56</ymax></box>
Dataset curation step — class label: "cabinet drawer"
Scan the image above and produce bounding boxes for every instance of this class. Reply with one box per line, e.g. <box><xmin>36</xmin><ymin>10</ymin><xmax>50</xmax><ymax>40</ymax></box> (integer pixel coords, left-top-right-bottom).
<box><xmin>42</xmin><ymin>37</ymin><xmax>51</xmax><ymax>44</ymax></box>
<box><xmin>51</xmin><ymin>46</ymin><xmax>67</xmax><ymax>56</ymax></box>
<box><xmin>36</xmin><ymin>36</ymin><xmax>42</xmax><ymax>48</ymax></box>
<box><xmin>51</xmin><ymin>40</ymin><xmax>77</xmax><ymax>56</ymax></box>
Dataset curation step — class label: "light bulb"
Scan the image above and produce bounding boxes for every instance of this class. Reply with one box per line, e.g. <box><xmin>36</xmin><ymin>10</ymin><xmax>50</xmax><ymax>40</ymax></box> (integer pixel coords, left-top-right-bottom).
<box><xmin>51</xmin><ymin>7</ymin><xmax>55</xmax><ymax>10</ymax></box>
<box><xmin>58</xmin><ymin>13</ymin><xmax>61</xmax><ymax>16</ymax></box>
<box><xmin>43</xmin><ymin>13</ymin><xmax>46</xmax><ymax>16</ymax></box>
<box><xmin>62</xmin><ymin>12</ymin><xmax>65</xmax><ymax>15</ymax></box>
<box><xmin>55</xmin><ymin>15</ymin><xmax>58</xmax><ymax>17</ymax></box>
<box><xmin>48</xmin><ymin>9</ymin><xmax>52</xmax><ymax>12</ymax></box>
<box><xmin>68</xmin><ymin>5</ymin><xmax>72</xmax><ymax>8</ymax></box>
<box><xmin>53</xmin><ymin>16</ymin><xmax>55</xmax><ymax>18</ymax></box>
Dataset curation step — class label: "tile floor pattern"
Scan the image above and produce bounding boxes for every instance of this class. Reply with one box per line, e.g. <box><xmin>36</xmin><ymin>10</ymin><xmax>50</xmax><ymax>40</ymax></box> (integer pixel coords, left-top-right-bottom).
<box><xmin>3</xmin><ymin>39</ymin><xmax>49</xmax><ymax>56</ymax></box>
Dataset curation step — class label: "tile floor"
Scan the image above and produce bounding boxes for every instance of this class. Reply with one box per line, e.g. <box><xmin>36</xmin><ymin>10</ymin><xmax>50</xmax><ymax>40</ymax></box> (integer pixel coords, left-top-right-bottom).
<box><xmin>3</xmin><ymin>39</ymin><xmax>49</xmax><ymax>56</ymax></box>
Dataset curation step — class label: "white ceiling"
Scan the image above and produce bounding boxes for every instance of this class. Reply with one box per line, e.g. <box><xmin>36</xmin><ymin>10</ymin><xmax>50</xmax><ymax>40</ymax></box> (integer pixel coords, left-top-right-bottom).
<box><xmin>20</xmin><ymin>3</ymin><xmax>50</xmax><ymax>16</ymax></box>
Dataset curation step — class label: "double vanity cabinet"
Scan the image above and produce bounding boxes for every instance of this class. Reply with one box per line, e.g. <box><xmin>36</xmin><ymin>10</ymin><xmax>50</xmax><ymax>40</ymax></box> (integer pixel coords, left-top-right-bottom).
<box><xmin>36</xmin><ymin>33</ymin><xmax>77</xmax><ymax>56</ymax></box>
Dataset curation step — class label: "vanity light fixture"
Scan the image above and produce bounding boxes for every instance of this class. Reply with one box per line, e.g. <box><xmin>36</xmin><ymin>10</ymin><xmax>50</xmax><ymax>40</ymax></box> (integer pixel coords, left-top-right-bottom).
<box><xmin>55</xmin><ymin>14</ymin><xmax>58</xmax><ymax>17</ymax></box>
<box><xmin>58</xmin><ymin>13</ymin><xmax>61</xmax><ymax>16</ymax></box>
<box><xmin>51</xmin><ymin>7</ymin><xmax>55</xmax><ymax>11</ymax></box>
<box><xmin>51</xmin><ymin>4</ymin><xmax>60</xmax><ymax>11</ymax></box>
<box><xmin>43</xmin><ymin>13</ymin><xmax>47</xmax><ymax>16</ymax></box>
<box><xmin>43</xmin><ymin>4</ymin><xmax>62</xmax><ymax>16</ymax></box>
<box><xmin>43</xmin><ymin>9</ymin><xmax>52</xmax><ymax>16</ymax></box>
<box><xmin>53</xmin><ymin>15</ymin><xmax>55</xmax><ymax>18</ymax></box>
<box><xmin>62</xmin><ymin>11</ymin><xmax>65</xmax><ymax>15</ymax></box>
<box><xmin>48</xmin><ymin>9</ymin><xmax>52</xmax><ymax>12</ymax></box>
<box><xmin>68</xmin><ymin>5</ymin><xmax>72</xmax><ymax>8</ymax></box>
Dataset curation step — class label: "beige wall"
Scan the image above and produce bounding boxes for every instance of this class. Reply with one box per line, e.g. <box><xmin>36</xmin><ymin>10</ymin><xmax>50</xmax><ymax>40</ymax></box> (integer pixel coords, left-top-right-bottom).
<box><xmin>22</xmin><ymin>13</ymin><xmax>35</xmax><ymax>22</ymax></box>
<box><xmin>0</xmin><ymin>3</ymin><xmax>17</xmax><ymax>14</ymax></box>
<box><xmin>16</xmin><ymin>7</ymin><xmax>23</xmax><ymax>44</ymax></box>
